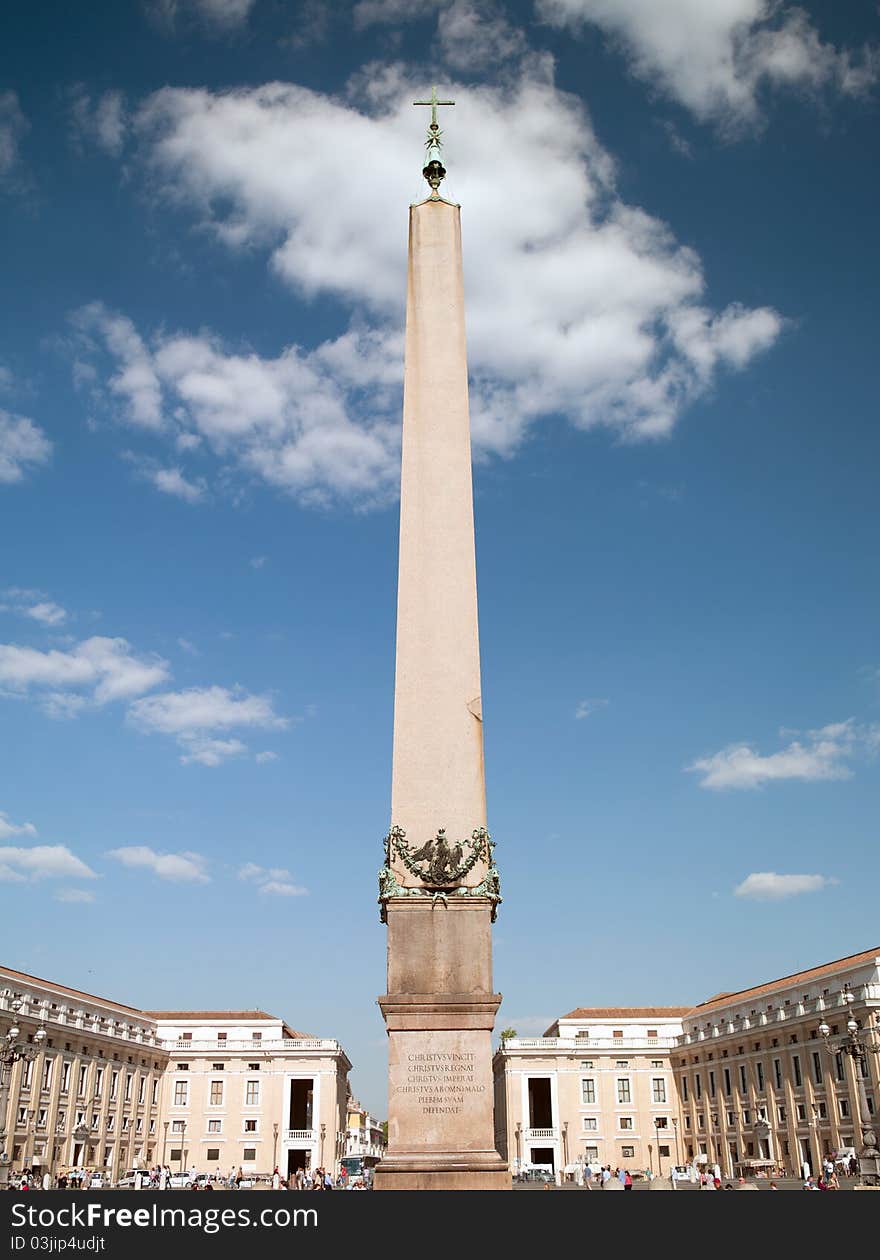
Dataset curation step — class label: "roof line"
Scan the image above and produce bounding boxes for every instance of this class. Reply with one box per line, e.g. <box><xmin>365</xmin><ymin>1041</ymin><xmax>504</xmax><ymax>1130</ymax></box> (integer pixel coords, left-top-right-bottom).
<box><xmin>691</xmin><ymin>946</ymin><xmax>880</xmax><ymax>1012</ymax></box>
<box><xmin>0</xmin><ymin>964</ymin><xmax>146</xmax><ymax>1017</ymax></box>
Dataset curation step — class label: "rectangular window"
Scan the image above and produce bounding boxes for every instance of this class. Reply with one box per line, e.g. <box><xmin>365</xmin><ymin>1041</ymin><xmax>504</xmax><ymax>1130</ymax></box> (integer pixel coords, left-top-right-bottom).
<box><xmin>651</xmin><ymin>1060</ymin><xmax>663</xmax><ymax>1069</ymax></box>
<box><xmin>125</xmin><ymin>1074</ymin><xmax>133</xmax><ymax>1101</ymax></box>
<box><xmin>41</xmin><ymin>1059</ymin><xmax>53</xmax><ymax>1090</ymax></box>
<box><xmin>245</xmin><ymin>1081</ymin><xmax>260</xmax><ymax>1106</ymax></box>
<box><xmin>584</xmin><ymin>1145</ymin><xmax>599</xmax><ymax>1162</ymax></box>
<box><xmin>173</xmin><ymin>1081</ymin><xmax>188</xmax><ymax>1106</ymax></box>
<box><xmin>582</xmin><ymin>1117</ymin><xmax>597</xmax><ymax>1131</ymax></box>
<box><xmin>652</xmin><ymin>1078</ymin><xmax>666</xmax><ymax>1104</ymax></box>
<box><xmin>792</xmin><ymin>1055</ymin><xmax>802</xmax><ymax>1087</ymax></box>
<box><xmin>695</xmin><ymin>1074</ymin><xmax>702</xmax><ymax>1100</ymax></box>
<box><xmin>698</xmin><ymin>1115</ymin><xmax>705</xmax><ymax>1129</ymax></box>
<box><xmin>684</xmin><ymin>1117</ymin><xmax>691</xmax><ymax>1130</ymax></box>
<box><xmin>613</xmin><ymin>1030</ymin><xmax>623</xmax><ymax>1039</ymax></box>
<box><xmin>614</xmin><ymin>1060</ymin><xmax>629</xmax><ymax>1068</ymax></box>
<box><xmin>60</xmin><ymin>1062</ymin><xmax>70</xmax><ymax>1094</ymax></box>
<box><xmin>654</xmin><ymin>1116</ymin><xmax>668</xmax><ymax>1128</ymax></box>
<box><xmin>619</xmin><ymin>1117</ymin><xmax>633</xmax><ymax>1130</ymax></box>
<box><xmin>244</xmin><ymin>1119</ymin><xmax>258</xmax><ymax>1133</ymax></box>
<box><xmin>110</xmin><ymin>1071</ymin><xmax>118</xmax><ymax>1101</ymax></box>
<box><xmin>723</xmin><ymin>1068</ymin><xmax>732</xmax><ymax>1096</ymax></box>
<box><xmin>77</xmin><ymin>1067</ymin><xmax>87</xmax><ymax>1096</ymax></box>
<box><xmin>777</xmin><ymin>1106</ymin><xmax>786</xmax><ymax>1122</ymax></box>
<box><xmin>738</xmin><ymin>1065</ymin><xmax>747</xmax><ymax>1095</ymax></box>
<box><xmin>247</xmin><ymin>1063</ymin><xmax>261</xmax><ymax>1072</ymax></box>
<box><xmin>796</xmin><ymin>1103</ymin><xmax>807</xmax><ymax>1121</ymax></box>
<box><xmin>138</xmin><ymin>1078</ymin><xmax>145</xmax><ymax>1103</ymax></box>
<box><xmin>616</xmin><ymin>1079</ymin><xmax>631</xmax><ymax>1104</ymax></box>
<box><xmin>839</xmin><ymin>1099</ymin><xmax>850</xmax><ymax>1119</ymax></box>
<box><xmin>151</xmin><ymin>1080</ymin><xmax>158</xmax><ymax>1105</ymax></box>
<box><xmin>217</xmin><ymin>1033</ymin><xmax>226</xmax><ymax>1044</ymax></box>
<box><xmin>181</xmin><ymin>1033</ymin><xmax>192</xmax><ymax>1043</ymax></box>
<box><xmin>708</xmin><ymin>1070</ymin><xmax>716</xmax><ymax>1098</ymax></box>
<box><xmin>172</xmin><ymin>1120</ymin><xmax>185</xmax><ymax>1134</ymax></box>
<box><xmin>727</xmin><ymin>1111</ymin><xmax>736</xmax><ymax>1126</ymax></box>
<box><xmin>93</xmin><ymin>1068</ymin><xmax>103</xmax><ymax>1098</ymax></box>
<box><xmin>579</xmin><ymin>1061</ymin><xmax>594</xmax><ymax>1070</ymax></box>
<box><xmin>208</xmin><ymin>1120</ymin><xmax>222</xmax><ymax>1134</ymax></box>
<box><xmin>106</xmin><ymin>1114</ymin><xmax>114</xmax><ymax>1130</ymax></box>
<box><xmin>647</xmin><ymin>1030</ymin><xmax>658</xmax><ymax>1039</ymax></box>
<box><xmin>835</xmin><ymin>1053</ymin><xmax>845</xmax><ymax>1083</ymax></box>
<box><xmin>812</xmin><ymin>1052</ymin><xmax>823</xmax><ymax>1085</ymax></box>
<box><xmin>207</xmin><ymin>1148</ymin><xmax>220</xmax><ymax>1161</ymax></box>
<box><xmin>773</xmin><ymin>1059</ymin><xmax>782</xmax><ymax>1089</ymax></box>
<box><xmin>658</xmin><ymin>1145</ymin><xmax>670</xmax><ymax>1157</ymax></box>
<box><xmin>742</xmin><ymin>1110</ymin><xmax>751</xmax><ymax>1125</ymax></box>
<box><xmin>681</xmin><ymin>1077</ymin><xmax>688</xmax><ymax>1102</ymax></box>
<box><xmin>251</xmin><ymin>1032</ymin><xmax>262</xmax><ymax>1042</ymax></box>
<box><xmin>621</xmin><ymin>1146</ymin><xmax>635</xmax><ymax>1158</ymax></box>
<box><xmin>176</xmin><ymin>1063</ymin><xmax>189</xmax><ymax>1072</ymax></box>
<box><xmin>756</xmin><ymin>1062</ymin><xmax>765</xmax><ymax>1091</ymax></box>
<box><xmin>210</xmin><ymin>1081</ymin><xmax>223</xmax><ymax>1106</ymax></box>
<box><xmin>581</xmin><ymin>1079</ymin><xmax>596</xmax><ymax>1104</ymax></box>
<box><xmin>243</xmin><ymin>1148</ymin><xmax>256</xmax><ymax>1161</ymax></box>
<box><xmin>212</xmin><ymin>1063</ymin><xmax>225</xmax><ymax>1072</ymax></box>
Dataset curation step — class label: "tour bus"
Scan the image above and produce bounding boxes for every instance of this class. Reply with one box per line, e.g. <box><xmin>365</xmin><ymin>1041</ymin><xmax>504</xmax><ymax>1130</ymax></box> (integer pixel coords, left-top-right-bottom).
<box><xmin>340</xmin><ymin>1154</ymin><xmax>380</xmax><ymax>1188</ymax></box>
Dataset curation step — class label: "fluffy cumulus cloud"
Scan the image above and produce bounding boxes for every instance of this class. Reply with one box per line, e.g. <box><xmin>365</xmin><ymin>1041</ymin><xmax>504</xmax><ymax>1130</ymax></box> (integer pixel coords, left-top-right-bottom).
<box><xmin>0</xmin><ymin>635</ymin><xmax>170</xmax><ymax>714</ymax></box>
<box><xmin>734</xmin><ymin>871</ymin><xmax>838</xmax><ymax>900</ymax></box>
<box><xmin>1</xmin><ymin>589</ymin><xmax>68</xmax><ymax>626</ymax></box>
<box><xmin>106</xmin><ymin>845</ymin><xmax>209</xmax><ymax>881</ymax></box>
<box><xmin>127</xmin><ymin>684</ymin><xmax>288</xmax><ymax>764</ymax></box>
<box><xmin>0</xmin><ymin>90</ymin><xmax>29</xmax><ymax>181</ymax></box>
<box><xmin>0</xmin><ymin>844</ymin><xmax>97</xmax><ymax>883</ymax></box>
<box><xmin>75</xmin><ymin>69</ymin><xmax>781</xmax><ymax>507</ymax></box>
<box><xmin>687</xmin><ymin>718</ymin><xmax>879</xmax><ymax>790</ymax></box>
<box><xmin>0</xmin><ymin>410</ymin><xmax>52</xmax><ymax>483</ymax></box>
<box><xmin>238</xmin><ymin>862</ymin><xmax>307</xmax><ymax>896</ymax></box>
<box><xmin>537</xmin><ymin>0</ymin><xmax>878</xmax><ymax>132</ymax></box>
<box><xmin>355</xmin><ymin>0</ymin><xmax>527</xmax><ymax>72</ymax></box>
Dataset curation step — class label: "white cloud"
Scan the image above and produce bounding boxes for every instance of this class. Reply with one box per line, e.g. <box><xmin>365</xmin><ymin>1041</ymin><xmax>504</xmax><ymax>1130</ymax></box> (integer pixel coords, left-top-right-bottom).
<box><xmin>152</xmin><ymin>466</ymin><xmax>206</xmax><ymax>502</ymax></box>
<box><xmin>0</xmin><ymin>410</ymin><xmax>52</xmax><ymax>483</ymax></box>
<box><xmin>250</xmin><ymin>556</ymin><xmax>267</xmax><ymax>569</ymax></box>
<box><xmin>0</xmin><ymin>811</ymin><xmax>37</xmax><ymax>840</ymax></box>
<box><xmin>0</xmin><ymin>91</ymin><xmax>28</xmax><ymax>181</ymax></box>
<box><xmin>55</xmin><ymin>888</ymin><xmax>96</xmax><ymax>903</ymax></box>
<box><xmin>537</xmin><ymin>0</ymin><xmax>878</xmax><ymax>133</ymax></box>
<box><xmin>180</xmin><ymin>736</ymin><xmax>247</xmax><ymax>766</ymax></box>
<box><xmin>71</xmin><ymin>68</ymin><xmax>781</xmax><ymax>507</ymax></box>
<box><xmin>73</xmin><ymin>304</ymin><xmax>164</xmax><ymax>430</ymax></box>
<box><xmin>0</xmin><ymin>635</ymin><xmax>170</xmax><ymax>712</ymax></box>
<box><xmin>238</xmin><ymin>862</ymin><xmax>307</xmax><ymax>896</ymax></box>
<box><xmin>106</xmin><ymin>845</ymin><xmax>209</xmax><ymax>881</ymax></box>
<box><xmin>575</xmin><ymin>697</ymin><xmax>607</xmax><ymax>719</ymax></box>
<box><xmin>70</xmin><ymin>88</ymin><xmax>128</xmax><ymax>157</ymax></box>
<box><xmin>24</xmin><ymin>601</ymin><xmax>67</xmax><ymax>626</ymax></box>
<box><xmin>255</xmin><ymin>750</ymin><xmax>278</xmax><ymax>763</ymax></box>
<box><xmin>734</xmin><ymin>871</ymin><xmax>838</xmax><ymax>900</ymax></box>
<box><xmin>128</xmin><ymin>684</ymin><xmax>287</xmax><ymax>765</ymax></box>
<box><xmin>177</xmin><ymin>637</ymin><xmax>199</xmax><ymax>655</ymax></box>
<box><xmin>0</xmin><ymin>845</ymin><xmax>97</xmax><ymax>882</ymax></box>
<box><xmin>687</xmin><ymin>718</ymin><xmax>878</xmax><ymax>790</ymax></box>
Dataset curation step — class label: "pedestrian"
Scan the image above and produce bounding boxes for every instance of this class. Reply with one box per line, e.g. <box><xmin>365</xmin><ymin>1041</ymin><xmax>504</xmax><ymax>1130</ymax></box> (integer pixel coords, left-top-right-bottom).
<box><xmin>623</xmin><ymin>1170</ymin><xmax>633</xmax><ymax>1190</ymax></box>
<box><xmin>272</xmin><ymin>1167</ymin><xmax>280</xmax><ymax>1191</ymax></box>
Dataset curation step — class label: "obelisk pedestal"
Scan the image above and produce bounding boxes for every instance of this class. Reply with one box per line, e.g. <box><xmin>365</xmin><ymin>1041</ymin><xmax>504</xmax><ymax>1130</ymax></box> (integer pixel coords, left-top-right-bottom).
<box><xmin>374</xmin><ymin>113</ymin><xmax>508</xmax><ymax>1189</ymax></box>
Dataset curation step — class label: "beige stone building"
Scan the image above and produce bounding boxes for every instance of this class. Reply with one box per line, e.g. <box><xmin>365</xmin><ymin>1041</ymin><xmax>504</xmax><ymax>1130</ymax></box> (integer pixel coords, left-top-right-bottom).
<box><xmin>344</xmin><ymin>1096</ymin><xmax>385</xmax><ymax>1162</ymax></box>
<box><xmin>494</xmin><ymin>1008</ymin><xmax>690</xmax><ymax>1178</ymax></box>
<box><xmin>675</xmin><ymin>947</ymin><xmax>880</xmax><ymax>1178</ymax></box>
<box><xmin>151</xmin><ymin>1011</ymin><xmax>350</xmax><ymax>1180</ymax></box>
<box><xmin>0</xmin><ymin>966</ymin><xmax>351</xmax><ymax>1183</ymax></box>
<box><xmin>494</xmin><ymin>947</ymin><xmax>880</xmax><ymax>1182</ymax></box>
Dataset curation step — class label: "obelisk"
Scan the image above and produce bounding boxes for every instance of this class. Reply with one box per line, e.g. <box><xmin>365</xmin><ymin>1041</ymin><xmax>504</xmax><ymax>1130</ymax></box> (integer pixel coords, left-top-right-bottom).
<box><xmin>374</xmin><ymin>89</ymin><xmax>509</xmax><ymax>1191</ymax></box>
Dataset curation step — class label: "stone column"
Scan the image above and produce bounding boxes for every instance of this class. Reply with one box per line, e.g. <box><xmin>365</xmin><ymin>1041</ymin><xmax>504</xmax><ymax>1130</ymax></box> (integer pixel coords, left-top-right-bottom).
<box><xmin>375</xmin><ymin>195</ymin><xmax>507</xmax><ymax>1190</ymax></box>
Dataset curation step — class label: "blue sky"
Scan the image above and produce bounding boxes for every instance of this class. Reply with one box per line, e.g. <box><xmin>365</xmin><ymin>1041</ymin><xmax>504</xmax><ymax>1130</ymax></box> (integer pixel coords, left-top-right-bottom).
<box><xmin>1</xmin><ymin>0</ymin><xmax>878</xmax><ymax>1116</ymax></box>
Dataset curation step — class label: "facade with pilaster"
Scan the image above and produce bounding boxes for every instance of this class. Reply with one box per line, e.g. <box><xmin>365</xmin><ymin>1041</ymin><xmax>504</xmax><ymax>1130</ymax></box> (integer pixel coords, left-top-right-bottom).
<box><xmin>675</xmin><ymin>948</ymin><xmax>880</xmax><ymax>1177</ymax></box>
<box><xmin>0</xmin><ymin>966</ymin><xmax>351</xmax><ymax>1183</ymax></box>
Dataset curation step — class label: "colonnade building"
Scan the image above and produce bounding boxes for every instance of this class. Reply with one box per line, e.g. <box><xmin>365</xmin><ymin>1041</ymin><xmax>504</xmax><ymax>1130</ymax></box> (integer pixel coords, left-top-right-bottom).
<box><xmin>0</xmin><ymin>966</ymin><xmax>351</xmax><ymax>1182</ymax></box>
<box><xmin>494</xmin><ymin>947</ymin><xmax>880</xmax><ymax>1180</ymax></box>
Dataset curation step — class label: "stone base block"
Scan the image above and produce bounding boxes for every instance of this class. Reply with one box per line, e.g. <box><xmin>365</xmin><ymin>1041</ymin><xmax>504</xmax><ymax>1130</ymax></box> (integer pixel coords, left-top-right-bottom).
<box><xmin>374</xmin><ymin>1150</ymin><xmax>510</xmax><ymax>1191</ymax></box>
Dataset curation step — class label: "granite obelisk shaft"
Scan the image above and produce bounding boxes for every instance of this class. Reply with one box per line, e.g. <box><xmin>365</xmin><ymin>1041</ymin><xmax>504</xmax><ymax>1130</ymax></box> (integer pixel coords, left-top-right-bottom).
<box><xmin>374</xmin><ymin>196</ymin><xmax>508</xmax><ymax>1190</ymax></box>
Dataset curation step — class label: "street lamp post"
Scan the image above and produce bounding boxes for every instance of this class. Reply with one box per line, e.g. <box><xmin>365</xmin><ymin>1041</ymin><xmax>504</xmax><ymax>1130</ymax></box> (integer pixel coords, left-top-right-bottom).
<box><xmin>161</xmin><ymin>1120</ymin><xmax>169</xmax><ymax>1167</ymax></box>
<box><xmin>0</xmin><ymin>998</ymin><xmax>47</xmax><ymax>1189</ymax></box>
<box><xmin>273</xmin><ymin>1122</ymin><xmax>279</xmax><ymax>1172</ymax></box>
<box><xmin>319</xmin><ymin>1122</ymin><xmax>326</xmax><ymax>1169</ymax></box>
<box><xmin>653</xmin><ymin>1118</ymin><xmax>662</xmax><ymax>1177</ymax></box>
<box><xmin>819</xmin><ymin>984</ymin><xmax>880</xmax><ymax>1186</ymax></box>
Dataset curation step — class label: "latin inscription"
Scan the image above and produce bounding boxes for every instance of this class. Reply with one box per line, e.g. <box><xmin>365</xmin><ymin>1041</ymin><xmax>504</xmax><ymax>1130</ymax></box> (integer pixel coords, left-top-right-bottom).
<box><xmin>398</xmin><ymin>1052</ymin><xmax>487</xmax><ymax>1115</ymax></box>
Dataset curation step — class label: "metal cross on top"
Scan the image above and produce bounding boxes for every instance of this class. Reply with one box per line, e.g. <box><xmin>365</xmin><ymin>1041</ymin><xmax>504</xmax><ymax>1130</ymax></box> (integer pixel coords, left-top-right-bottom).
<box><xmin>413</xmin><ymin>85</ymin><xmax>455</xmax><ymax>131</ymax></box>
<box><xmin>413</xmin><ymin>86</ymin><xmax>455</xmax><ymax>194</ymax></box>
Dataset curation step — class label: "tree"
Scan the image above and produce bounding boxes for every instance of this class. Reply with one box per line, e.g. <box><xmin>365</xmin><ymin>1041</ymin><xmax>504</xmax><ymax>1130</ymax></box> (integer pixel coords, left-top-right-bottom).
<box><xmin>500</xmin><ymin>1028</ymin><xmax>517</xmax><ymax>1042</ymax></box>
